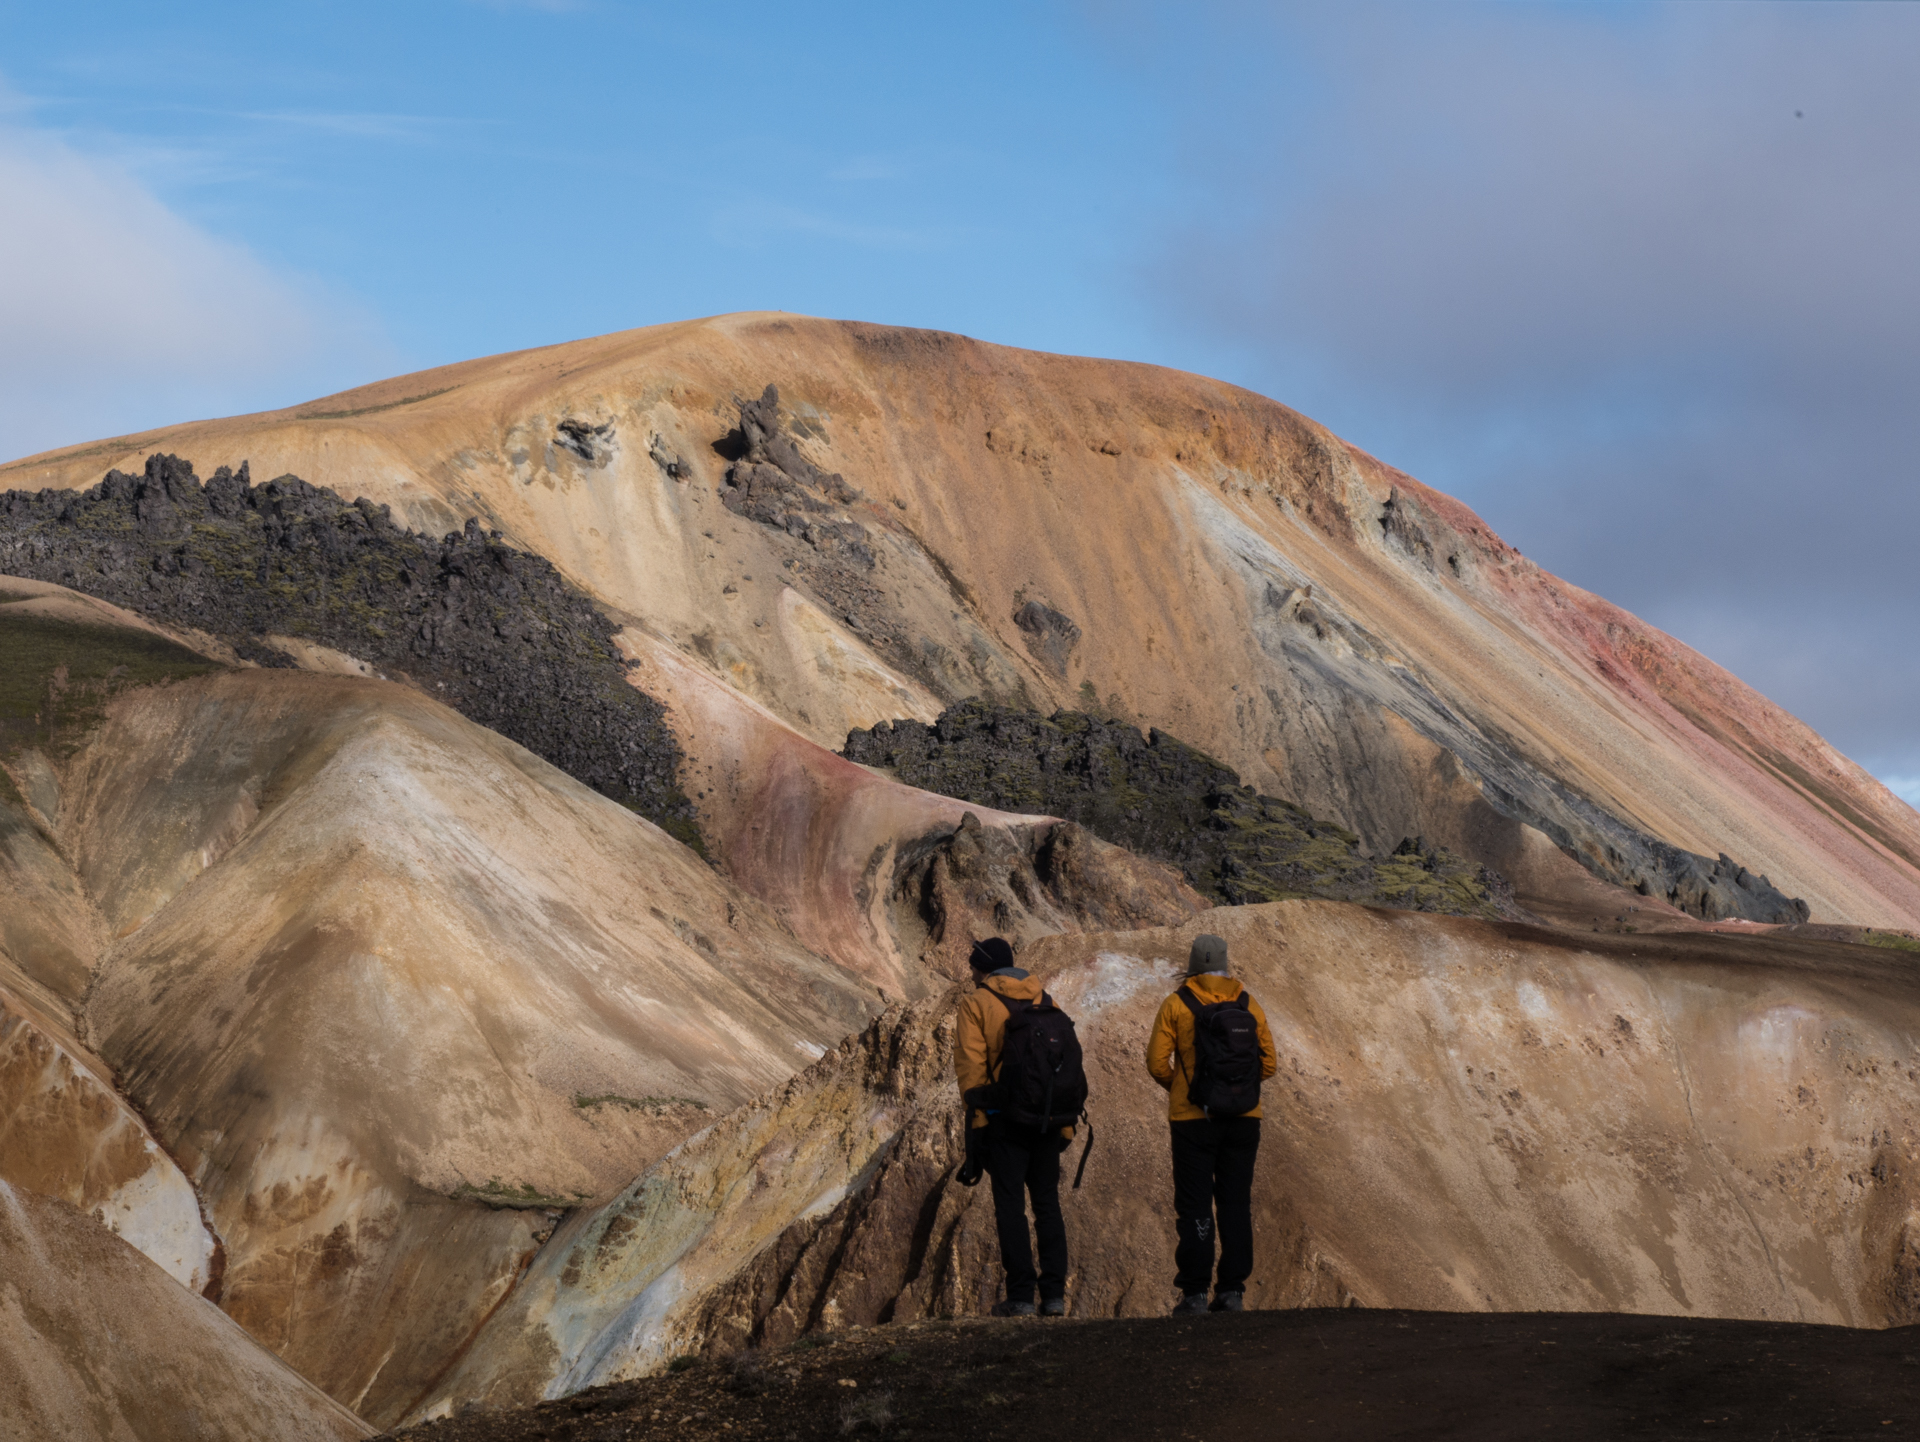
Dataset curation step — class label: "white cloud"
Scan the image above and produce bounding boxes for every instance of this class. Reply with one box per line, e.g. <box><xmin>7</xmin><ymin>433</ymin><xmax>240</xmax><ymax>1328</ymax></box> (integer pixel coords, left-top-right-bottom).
<box><xmin>0</xmin><ymin>122</ymin><xmax>392</xmax><ymax>462</ymax></box>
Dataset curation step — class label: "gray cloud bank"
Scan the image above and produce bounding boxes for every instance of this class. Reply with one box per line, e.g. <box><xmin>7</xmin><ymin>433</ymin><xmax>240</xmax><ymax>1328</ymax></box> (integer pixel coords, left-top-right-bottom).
<box><xmin>1138</xmin><ymin>3</ymin><xmax>1920</xmax><ymax>798</ymax></box>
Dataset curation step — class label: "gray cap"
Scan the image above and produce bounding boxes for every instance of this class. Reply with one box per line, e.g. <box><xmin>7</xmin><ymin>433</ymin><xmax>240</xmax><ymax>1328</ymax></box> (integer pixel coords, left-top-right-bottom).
<box><xmin>1188</xmin><ymin>934</ymin><xmax>1228</xmax><ymax>975</ymax></box>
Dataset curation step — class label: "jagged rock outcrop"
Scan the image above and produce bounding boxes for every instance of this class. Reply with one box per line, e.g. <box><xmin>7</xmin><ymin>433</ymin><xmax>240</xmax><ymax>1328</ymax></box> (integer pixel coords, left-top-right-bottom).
<box><xmin>0</xmin><ymin>1181</ymin><xmax>369</xmax><ymax>1441</ymax></box>
<box><xmin>554</xmin><ymin>418</ymin><xmax>615</xmax><ymax>467</ymax></box>
<box><xmin>412</xmin><ymin>902</ymin><xmax>1920</xmax><ymax>1418</ymax></box>
<box><xmin>720</xmin><ymin>384</ymin><xmax>872</xmax><ymax>568</ymax></box>
<box><xmin>1011</xmin><ymin>599</ymin><xmax>1080</xmax><ymax>676</ymax></box>
<box><xmin>846</xmin><ymin>699</ymin><xmax>1500</xmax><ymax>916</ymax></box>
<box><xmin>885</xmin><ymin>811</ymin><xmax>1205</xmax><ymax>984</ymax></box>
<box><xmin>0</xmin><ymin>456</ymin><xmax>695</xmax><ymax>841</ymax></box>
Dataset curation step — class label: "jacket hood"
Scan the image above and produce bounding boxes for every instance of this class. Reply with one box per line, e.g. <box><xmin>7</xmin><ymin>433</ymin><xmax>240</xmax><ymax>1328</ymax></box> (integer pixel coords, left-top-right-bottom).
<box><xmin>983</xmin><ymin>971</ymin><xmax>1046</xmax><ymax>1004</ymax></box>
<box><xmin>1183</xmin><ymin>973</ymin><xmax>1245</xmax><ymax>1003</ymax></box>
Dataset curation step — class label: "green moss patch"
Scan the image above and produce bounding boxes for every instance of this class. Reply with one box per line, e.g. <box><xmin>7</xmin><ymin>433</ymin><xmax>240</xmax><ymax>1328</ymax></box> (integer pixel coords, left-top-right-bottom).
<box><xmin>452</xmin><ymin>1177</ymin><xmax>589</xmax><ymax>1210</ymax></box>
<box><xmin>572</xmin><ymin>1093</ymin><xmax>710</xmax><ymax>1114</ymax></box>
<box><xmin>1860</xmin><ymin>929</ymin><xmax>1920</xmax><ymax>954</ymax></box>
<box><xmin>0</xmin><ymin>609</ymin><xmax>220</xmax><ymax>759</ymax></box>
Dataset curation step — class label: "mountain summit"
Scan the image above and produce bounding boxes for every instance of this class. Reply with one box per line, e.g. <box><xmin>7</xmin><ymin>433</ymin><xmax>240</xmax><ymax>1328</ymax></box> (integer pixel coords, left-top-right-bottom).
<box><xmin>3</xmin><ymin>315</ymin><xmax>1918</xmax><ymax>1434</ymax></box>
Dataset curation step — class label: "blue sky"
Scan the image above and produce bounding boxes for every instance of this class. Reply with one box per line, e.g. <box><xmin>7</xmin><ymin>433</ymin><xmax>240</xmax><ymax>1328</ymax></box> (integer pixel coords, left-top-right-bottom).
<box><xmin>3</xmin><ymin>2</ymin><xmax>1918</xmax><ymax>805</ymax></box>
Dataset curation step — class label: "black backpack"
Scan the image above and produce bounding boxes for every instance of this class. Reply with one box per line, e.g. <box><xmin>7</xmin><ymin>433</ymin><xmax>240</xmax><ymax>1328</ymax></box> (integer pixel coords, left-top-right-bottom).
<box><xmin>989</xmin><ymin>989</ymin><xmax>1089</xmax><ymax>1133</ymax></box>
<box><xmin>1177</xmin><ymin>985</ymin><xmax>1264</xmax><ymax>1117</ymax></box>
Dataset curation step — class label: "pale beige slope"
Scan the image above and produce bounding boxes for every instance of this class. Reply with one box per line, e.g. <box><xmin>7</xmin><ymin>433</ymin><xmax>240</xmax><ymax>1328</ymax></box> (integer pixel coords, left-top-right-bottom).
<box><xmin>419</xmin><ymin>904</ymin><xmax>1920</xmax><ymax>1414</ymax></box>
<box><xmin>8</xmin><ymin>314</ymin><xmax>1911</xmax><ymax>927</ymax></box>
<box><xmin>50</xmin><ymin>667</ymin><xmax>880</xmax><ymax>1425</ymax></box>
<box><xmin>0</xmin><ymin>1181</ymin><xmax>370</xmax><ymax>1442</ymax></box>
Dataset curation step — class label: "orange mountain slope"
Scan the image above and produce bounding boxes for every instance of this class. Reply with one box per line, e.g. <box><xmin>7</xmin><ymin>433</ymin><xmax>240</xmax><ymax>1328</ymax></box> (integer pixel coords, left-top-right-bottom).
<box><xmin>7</xmin><ymin>313</ymin><xmax>1914</xmax><ymax>930</ymax></box>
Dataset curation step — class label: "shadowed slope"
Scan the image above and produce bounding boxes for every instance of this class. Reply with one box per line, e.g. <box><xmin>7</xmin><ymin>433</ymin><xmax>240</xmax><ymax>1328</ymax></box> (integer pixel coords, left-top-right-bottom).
<box><xmin>0</xmin><ymin>587</ymin><xmax>883</xmax><ymax>1428</ymax></box>
<box><xmin>0</xmin><ymin>580</ymin><xmax>1196</xmax><ymax>1427</ymax></box>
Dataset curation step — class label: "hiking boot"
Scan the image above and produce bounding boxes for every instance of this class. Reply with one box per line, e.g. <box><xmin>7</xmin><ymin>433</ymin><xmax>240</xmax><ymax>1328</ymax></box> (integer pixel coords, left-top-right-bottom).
<box><xmin>1040</xmin><ymin>1297</ymin><xmax>1067</xmax><ymax>1317</ymax></box>
<box><xmin>991</xmin><ymin>1299</ymin><xmax>1037</xmax><ymax>1317</ymax></box>
<box><xmin>1209</xmin><ymin>1291</ymin><xmax>1244</xmax><ymax>1313</ymax></box>
<box><xmin>1172</xmin><ymin>1292</ymin><xmax>1211</xmax><ymax>1315</ymax></box>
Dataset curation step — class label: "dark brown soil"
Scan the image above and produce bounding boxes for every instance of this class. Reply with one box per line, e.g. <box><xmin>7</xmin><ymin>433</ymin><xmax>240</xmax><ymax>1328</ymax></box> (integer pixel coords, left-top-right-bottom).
<box><xmin>382</xmin><ymin>1309</ymin><xmax>1920</xmax><ymax>1441</ymax></box>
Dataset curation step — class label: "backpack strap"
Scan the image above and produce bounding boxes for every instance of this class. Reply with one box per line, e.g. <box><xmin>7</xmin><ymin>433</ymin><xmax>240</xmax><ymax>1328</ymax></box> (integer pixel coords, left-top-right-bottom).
<box><xmin>989</xmin><ymin>987</ymin><xmax>1058</xmax><ymax>1015</ymax></box>
<box><xmin>986</xmin><ymin>987</ymin><xmax>1032</xmax><ymax>1017</ymax></box>
<box><xmin>983</xmin><ymin>986</ymin><xmax>1029</xmax><ymax>1087</ymax></box>
<box><xmin>1177</xmin><ymin>984</ymin><xmax>1251</xmax><ymax>1015</ymax></box>
<box><xmin>1071</xmin><ymin>1110</ymin><xmax>1095</xmax><ymax>1190</ymax></box>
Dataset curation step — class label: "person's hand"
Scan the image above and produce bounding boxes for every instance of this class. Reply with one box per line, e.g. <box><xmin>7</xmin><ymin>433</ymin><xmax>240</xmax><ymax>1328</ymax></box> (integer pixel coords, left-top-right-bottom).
<box><xmin>1055</xmin><ymin>1133</ymin><xmax>1073</xmax><ymax>1155</ymax></box>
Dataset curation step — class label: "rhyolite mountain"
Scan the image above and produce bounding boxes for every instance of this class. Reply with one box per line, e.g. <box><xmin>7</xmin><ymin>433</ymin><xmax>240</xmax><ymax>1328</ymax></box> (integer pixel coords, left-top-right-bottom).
<box><xmin>3</xmin><ymin>313</ymin><xmax>1919</xmax><ymax>1437</ymax></box>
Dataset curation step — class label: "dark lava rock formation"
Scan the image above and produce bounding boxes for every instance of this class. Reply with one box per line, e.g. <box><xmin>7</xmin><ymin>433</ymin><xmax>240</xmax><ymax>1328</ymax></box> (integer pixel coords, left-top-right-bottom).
<box><xmin>844</xmin><ymin>699</ymin><xmax>1500</xmax><ymax>916</ymax></box>
<box><xmin>1011</xmin><ymin>600</ymin><xmax>1080</xmax><ymax>677</ymax></box>
<box><xmin>719</xmin><ymin>385</ymin><xmax>872</xmax><ymax>568</ymax></box>
<box><xmin>0</xmin><ymin>454</ymin><xmax>695</xmax><ymax>842</ymax></box>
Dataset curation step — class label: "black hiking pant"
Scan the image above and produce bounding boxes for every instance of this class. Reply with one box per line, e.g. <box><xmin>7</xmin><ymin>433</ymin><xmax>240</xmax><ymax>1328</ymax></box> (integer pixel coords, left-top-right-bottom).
<box><xmin>983</xmin><ymin>1117</ymin><xmax>1068</xmax><ymax>1304</ymax></box>
<box><xmin>1170</xmin><ymin>1116</ymin><xmax>1260</xmax><ymax>1295</ymax></box>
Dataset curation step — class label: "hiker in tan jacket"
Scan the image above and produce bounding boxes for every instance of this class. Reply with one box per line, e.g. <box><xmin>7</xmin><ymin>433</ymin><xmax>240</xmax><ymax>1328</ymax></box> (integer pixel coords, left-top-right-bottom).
<box><xmin>1146</xmin><ymin>933</ymin><xmax>1276</xmax><ymax>1315</ymax></box>
<box><xmin>954</xmin><ymin>937</ymin><xmax>1072</xmax><ymax>1317</ymax></box>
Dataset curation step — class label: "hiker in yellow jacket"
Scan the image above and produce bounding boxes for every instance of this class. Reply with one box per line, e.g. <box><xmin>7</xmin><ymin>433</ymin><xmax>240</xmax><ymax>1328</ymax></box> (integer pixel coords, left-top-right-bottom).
<box><xmin>1146</xmin><ymin>933</ymin><xmax>1276</xmax><ymax>1315</ymax></box>
<box><xmin>955</xmin><ymin>937</ymin><xmax>1072</xmax><ymax>1317</ymax></box>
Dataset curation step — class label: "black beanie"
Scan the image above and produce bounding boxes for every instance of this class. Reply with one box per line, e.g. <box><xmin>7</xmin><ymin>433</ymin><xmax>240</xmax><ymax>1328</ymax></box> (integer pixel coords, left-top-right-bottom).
<box><xmin>969</xmin><ymin>937</ymin><xmax>1015</xmax><ymax>972</ymax></box>
<box><xmin>1187</xmin><ymin>934</ymin><xmax>1229</xmax><ymax>975</ymax></box>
